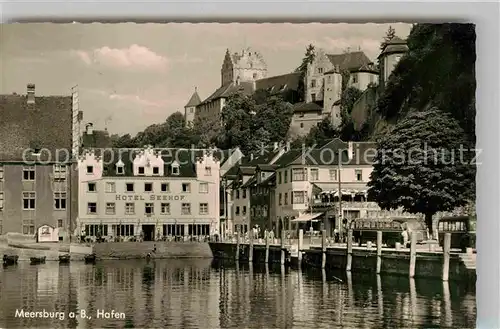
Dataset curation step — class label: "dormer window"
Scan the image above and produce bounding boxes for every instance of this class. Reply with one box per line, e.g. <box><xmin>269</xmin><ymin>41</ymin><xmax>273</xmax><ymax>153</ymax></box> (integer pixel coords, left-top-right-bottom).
<box><xmin>116</xmin><ymin>159</ymin><xmax>125</xmax><ymax>175</ymax></box>
<box><xmin>152</xmin><ymin>166</ymin><xmax>159</xmax><ymax>175</ymax></box>
<box><xmin>171</xmin><ymin>162</ymin><xmax>180</xmax><ymax>175</ymax></box>
<box><xmin>116</xmin><ymin>166</ymin><xmax>124</xmax><ymax>175</ymax></box>
<box><xmin>138</xmin><ymin>167</ymin><xmax>145</xmax><ymax>175</ymax></box>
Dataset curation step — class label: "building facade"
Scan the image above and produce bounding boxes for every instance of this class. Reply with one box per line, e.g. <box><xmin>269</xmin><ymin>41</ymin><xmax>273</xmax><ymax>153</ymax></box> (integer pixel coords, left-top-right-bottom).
<box><xmin>77</xmin><ymin>147</ymin><xmax>220</xmax><ymax>241</ymax></box>
<box><xmin>0</xmin><ymin>84</ymin><xmax>81</xmax><ymax>239</ymax></box>
<box><xmin>184</xmin><ymin>88</ymin><xmax>201</xmax><ymax>127</ymax></box>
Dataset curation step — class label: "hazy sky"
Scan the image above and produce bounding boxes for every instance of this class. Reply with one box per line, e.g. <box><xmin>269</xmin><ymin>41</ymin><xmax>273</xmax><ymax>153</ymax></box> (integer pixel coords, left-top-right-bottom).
<box><xmin>1</xmin><ymin>23</ymin><xmax>412</xmax><ymax>135</ymax></box>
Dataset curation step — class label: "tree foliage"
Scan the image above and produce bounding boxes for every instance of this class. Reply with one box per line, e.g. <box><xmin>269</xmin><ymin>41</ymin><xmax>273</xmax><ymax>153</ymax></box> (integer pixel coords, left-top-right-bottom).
<box><xmin>377</xmin><ymin>23</ymin><xmax>476</xmax><ymax>144</ymax></box>
<box><xmin>380</xmin><ymin>26</ymin><xmax>396</xmax><ymax>49</ymax></box>
<box><xmin>367</xmin><ymin>109</ymin><xmax>476</xmax><ymax>238</ymax></box>
<box><xmin>295</xmin><ymin>44</ymin><xmax>316</xmax><ymax>102</ymax></box>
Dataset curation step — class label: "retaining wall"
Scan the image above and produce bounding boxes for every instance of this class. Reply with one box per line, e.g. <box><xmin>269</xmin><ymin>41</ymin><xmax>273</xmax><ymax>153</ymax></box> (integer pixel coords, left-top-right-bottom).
<box><xmin>93</xmin><ymin>241</ymin><xmax>213</xmax><ymax>259</ymax></box>
<box><xmin>209</xmin><ymin>242</ymin><xmax>291</xmax><ymax>264</ymax></box>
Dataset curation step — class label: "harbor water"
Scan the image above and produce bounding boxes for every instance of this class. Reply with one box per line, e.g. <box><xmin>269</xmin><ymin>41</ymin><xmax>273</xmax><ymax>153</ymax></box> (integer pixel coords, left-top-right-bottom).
<box><xmin>0</xmin><ymin>259</ymin><xmax>476</xmax><ymax>328</ymax></box>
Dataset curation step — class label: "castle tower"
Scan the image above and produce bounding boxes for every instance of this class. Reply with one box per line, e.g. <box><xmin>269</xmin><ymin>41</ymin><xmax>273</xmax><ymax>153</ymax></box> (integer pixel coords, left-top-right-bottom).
<box><xmin>378</xmin><ymin>36</ymin><xmax>408</xmax><ymax>88</ymax></box>
<box><xmin>323</xmin><ymin>66</ymin><xmax>343</xmax><ymax>127</ymax></box>
<box><xmin>220</xmin><ymin>48</ymin><xmax>267</xmax><ymax>87</ymax></box>
<box><xmin>184</xmin><ymin>87</ymin><xmax>201</xmax><ymax>127</ymax></box>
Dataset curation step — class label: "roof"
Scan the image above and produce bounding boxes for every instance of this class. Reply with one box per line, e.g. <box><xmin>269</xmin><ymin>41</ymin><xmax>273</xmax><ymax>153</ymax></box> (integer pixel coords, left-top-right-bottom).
<box><xmin>185</xmin><ymin>90</ymin><xmax>202</xmax><ymax>107</ymax></box>
<box><xmin>82</xmin><ymin>130</ymin><xmax>112</xmax><ymax>148</ymax></box>
<box><xmin>81</xmin><ymin>148</ymin><xmax>224</xmax><ymax>178</ymax></box>
<box><xmin>293</xmin><ymin>102</ymin><xmax>324</xmax><ymax>114</ymax></box>
<box><xmin>379</xmin><ymin>36</ymin><xmax>408</xmax><ymax>58</ymax></box>
<box><xmin>0</xmin><ymin>93</ymin><xmax>72</xmax><ymax>162</ymax></box>
<box><xmin>247</xmin><ymin>148</ymin><xmax>282</xmax><ymax>166</ymax></box>
<box><xmin>222</xmin><ymin>155</ymin><xmax>251</xmax><ymax>179</ymax></box>
<box><xmin>255</xmin><ymin>72</ymin><xmax>301</xmax><ymax>94</ymax></box>
<box><xmin>199</xmin><ymin>81</ymin><xmax>254</xmax><ymax>106</ymax></box>
<box><xmin>241</xmin><ymin>175</ymin><xmax>257</xmax><ymax>188</ymax></box>
<box><xmin>327</xmin><ymin>51</ymin><xmax>373</xmax><ymax>72</ymax></box>
<box><xmin>258</xmin><ymin>172</ymin><xmax>276</xmax><ymax>187</ymax></box>
<box><xmin>356</xmin><ymin>63</ymin><xmax>379</xmax><ymax>74</ymax></box>
<box><xmin>256</xmin><ymin>164</ymin><xmax>277</xmax><ymax>172</ymax></box>
<box><xmin>238</xmin><ymin>166</ymin><xmax>256</xmax><ymax>176</ymax></box>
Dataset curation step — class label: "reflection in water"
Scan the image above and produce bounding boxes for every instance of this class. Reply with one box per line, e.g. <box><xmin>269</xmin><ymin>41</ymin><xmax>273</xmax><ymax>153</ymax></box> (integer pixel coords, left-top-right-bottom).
<box><xmin>0</xmin><ymin>260</ymin><xmax>476</xmax><ymax>329</ymax></box>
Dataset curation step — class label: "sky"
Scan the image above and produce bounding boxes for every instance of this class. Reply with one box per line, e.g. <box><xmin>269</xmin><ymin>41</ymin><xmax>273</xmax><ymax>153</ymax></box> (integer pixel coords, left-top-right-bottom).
<box><xmin>0</xmin><ymin>23</ymin><xmax>412</xmax><ymax>136</ymax></box>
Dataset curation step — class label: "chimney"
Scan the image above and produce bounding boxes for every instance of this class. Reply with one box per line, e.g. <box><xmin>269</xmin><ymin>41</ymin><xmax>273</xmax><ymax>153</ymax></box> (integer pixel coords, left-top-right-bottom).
<box><xmin>27</xmin><ymin>83</ymin><xmax>35</xmax><ymax>105</ymax></box>
<box><xmin>86</xmin><ymin>123</ymin><xmax>94</xmax><ymax>135</ymax></box>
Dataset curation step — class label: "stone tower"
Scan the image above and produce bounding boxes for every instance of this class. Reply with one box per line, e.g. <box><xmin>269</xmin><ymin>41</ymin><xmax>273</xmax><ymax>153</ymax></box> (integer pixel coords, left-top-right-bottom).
<box><xmin>378</xmin><ymin>36</ymin><xmax>408</xmax><ymax>89</ymax></box>
<box><xmin>220</xmin><ymin>48</ymin><xmax>267</xmax><ymax>87</ymax></box>
<box><xmin>184</xmin><ymin>87</ymin><xmax>201</xmax><ymax>127</ymax></box>
<box><xmin>322</xmin><ymin>66</ymin><xmax>343</xmax><ymax>128</ymax></box>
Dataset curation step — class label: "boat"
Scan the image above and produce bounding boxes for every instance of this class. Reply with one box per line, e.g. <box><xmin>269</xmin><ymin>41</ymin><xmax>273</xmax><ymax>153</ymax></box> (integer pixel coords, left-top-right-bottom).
<box><xmin>59</xmin><ymin>254</ymin><xmax>71</xmax><ymax>264</ymax></box>
<box><xmin>84</xmin><ymin>253</ymin><xmax>96</xmax><ymax>264</ymax></box>
<box><xmin>30</xmin><ymin>256</ymin><xmax>46</xmax><ymax>265</ymax></box>
<box><xmin>3</xmin><ymin>255</ymin><xmax>19</xmax><ymax>266</ymax></box>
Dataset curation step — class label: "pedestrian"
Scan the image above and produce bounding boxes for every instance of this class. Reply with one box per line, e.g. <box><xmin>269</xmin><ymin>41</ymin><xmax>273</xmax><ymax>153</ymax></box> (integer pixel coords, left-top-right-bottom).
<box><xmin>333</xmin><ymin>228</ymin><xmax>339</xmax><ymax>243</ymax></box>
<box><xmin>401</xmin><ymin>228</ymin><xmax>409</xmax><ymax>248</ymax></box>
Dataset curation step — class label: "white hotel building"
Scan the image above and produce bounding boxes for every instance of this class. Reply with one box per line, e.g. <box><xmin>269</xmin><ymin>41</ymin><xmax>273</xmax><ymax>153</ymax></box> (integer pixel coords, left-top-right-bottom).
<box><xmin>77</xmin><ymin>147</ymin><xmax>220</xmax><ymax>241</ymax></box>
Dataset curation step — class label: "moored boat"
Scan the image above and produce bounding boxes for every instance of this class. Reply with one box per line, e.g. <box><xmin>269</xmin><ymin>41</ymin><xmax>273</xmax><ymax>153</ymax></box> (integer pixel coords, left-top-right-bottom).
<box><xmin>59</xmin><ymin>254</ymin><xmax>71</xmax><ymax>264</ymax></box>
<box><xmin>84</xmin><ymin>253</ymin><xmax>96</xmax><ymax>264</ymax></box>
<box><xmin>30</xmin><ymin>256</ymin><xmax>46</xmax><ymax>265</ymax></box>
<box><xmin>3</xmin><ymin>255</ymin><xmax>19</xmax><ymax>266</ymax></box>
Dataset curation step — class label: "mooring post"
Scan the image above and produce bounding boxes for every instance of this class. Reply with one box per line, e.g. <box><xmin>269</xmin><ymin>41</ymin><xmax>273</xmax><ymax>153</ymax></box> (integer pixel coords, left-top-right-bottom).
<box><xmin>235</xmin><ymin>231</ymin><xmax>240</xmax><ymax>261</ymax></box>
<box><xmin>249</xmin><ymin>232</ymin><xmax>254</xmax><ymax>263</ymax></box>
<box><xmin>442</xmin><ymin>232</ymin><xmax>451</xmax><ymax>281</ymax></box>
<box><xmin>346</xmin><ymin>227</ymin><xmax>353</xmax><ymax>272</ymax></box>
<box><xmin>409</xmin><ymin>231</ymin><xmax>417</xmax><ymax>278</ymax></box>
<box><xmin>298</xmin><ymin>229</ymin><xmax>304</xmax><ymax>267</ymax></box>
<box><xmin>321</xmin><ymin>230</ymin><xmax>327</xmax><ymax>269</ymax></box>
<box><xmin>376</xmin><ymin>230</ymin><xmax>382</xmax><ymax>274</ymax></box>
<box><xmin>280</xmin><ymin>229</ymin><xmax>285</xmax><ymax>265</ymax></box>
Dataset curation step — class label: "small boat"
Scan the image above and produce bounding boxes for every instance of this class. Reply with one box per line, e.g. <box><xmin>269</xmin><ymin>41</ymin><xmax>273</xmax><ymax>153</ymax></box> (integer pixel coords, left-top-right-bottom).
<box><xmin>30</xmin><ymin>256</ymin><xmax>46</xmax><ymax>265</ymax></box>
<box><xmin>59</xmin><ymin>254</ymin><xmax>71</xmax><ymax>264</ymax></box>
<box><xmin>3</xmin><ymin>255</ymin><xmax>19</xmax><ymax>266</ymax></box>
<box><xmin>84</xmin><ymin>253</ymin><xmax>96</xmax><ymax>264</ymax></box>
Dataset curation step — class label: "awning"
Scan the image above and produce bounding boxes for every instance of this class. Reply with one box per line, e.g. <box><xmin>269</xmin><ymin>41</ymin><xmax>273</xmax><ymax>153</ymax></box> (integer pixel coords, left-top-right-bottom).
<box><xmin>291</xmin><ymin>213</ymin><xmax>323</xmax><ymax>222</ymax></box>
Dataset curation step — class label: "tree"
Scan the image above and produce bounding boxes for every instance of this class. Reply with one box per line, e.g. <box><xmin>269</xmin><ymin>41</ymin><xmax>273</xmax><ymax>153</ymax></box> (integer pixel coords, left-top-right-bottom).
<box><xmin>295</xmin><ymin>44</ymin><xmax>316</xmax><ymax>102</ymax></box>
<box><xmin>367</xmin><ymin>109</ymin><xmax>475</xmax><ymax>239</ymax></box>
<box><xmin>377</xmin><ymin>23</ymin><xmax>476</xmax><ymax>144</ymax></box>
<box><xmin>111</xmin><ymin>133</ymin><xmax>137</xmax><ymax>148</ymax></box>
<box><xmin>303</xmin><ymin>118</ymin><xmax>339</xmax><ymax>147</ymax></box>
<box><xmin>254</xmin><ymin>96</ymin><xmax>293</xmax><ymax>143</ymax></box>
<box><xmin>380</xmin><ymin>26</ymin><xmax>396</xmax><ymax>49</ymax></box>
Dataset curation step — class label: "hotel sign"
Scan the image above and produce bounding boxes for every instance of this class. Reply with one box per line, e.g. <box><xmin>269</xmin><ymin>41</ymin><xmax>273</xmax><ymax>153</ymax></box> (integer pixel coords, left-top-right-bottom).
<box><xmin>115</xmin><ymin>194</ymin><xmax>187</xmax><ymax>201</ymax></box>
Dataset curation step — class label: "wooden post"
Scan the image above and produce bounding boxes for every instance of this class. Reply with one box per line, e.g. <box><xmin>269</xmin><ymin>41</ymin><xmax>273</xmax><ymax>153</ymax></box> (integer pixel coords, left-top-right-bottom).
<box><xmin>346</xmin><ymin>226</ymin><xmax>353</xmax><ymax>271</ymax></box>
<box><xmin>376</xmin><ymin>230</ymin><xmax>382</xmax><ymax>274</ymax></box>
<box><xmin>280</xmin><ymin>229</ymin><xmax>285</xmax><ymax>265</ymax></box>
<box><xmin>442</xmin><ymin>232</ymin><xmax>451</xmax><ymax>281</ymax></box>
<box><xmin>249</xmin><ymin>232</ymin><xmax>254</xmax><ymax>263</ymax></box>
<box><xmin>298</xmin><ymin>229</ymin><xmax>304</xmax><ymax>267</ymax></box>
<box><xmin>265</xmin><ymin>235</ymin><xmax>270</xmax><ymax>263</ymax></box>
<box><xmin>321</xmin><ymin>229</ymin><xmax>327</xmax><ymax>269</ymax></box>
<box><xmin>409</xmin><ymin>231</ymin><xmax>417</xmax><ymax>278</ymax></box>
<box><xmin>235</xmin><ymin>231</ymin><xmax>240</xmax><ymax>261</ymax></box>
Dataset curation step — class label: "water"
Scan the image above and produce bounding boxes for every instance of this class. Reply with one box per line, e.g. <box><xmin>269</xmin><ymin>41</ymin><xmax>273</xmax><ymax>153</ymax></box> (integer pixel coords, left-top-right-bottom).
<box><xmin>0</xmin><ymin>259</ymin><xmax>476</xmax><ymax>329</ymax></box>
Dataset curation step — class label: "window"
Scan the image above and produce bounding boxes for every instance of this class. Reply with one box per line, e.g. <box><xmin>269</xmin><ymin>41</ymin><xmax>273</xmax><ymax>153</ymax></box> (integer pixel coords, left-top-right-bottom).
<box><xmin>152</xmin><ymin>166</ymin><xmax>159</xmax><ymax>175</ymax></box>
<box><xmin>300</xmin><ymin>123</ymin><xmax>304</xmax><ymax>128</ymax></box>
<box><xmin>54</xmin><ymin>192</ymin><xmax>67</xmax><ymax>210</ymax></box>
<box><xmin>284</xmin><ymin>170</ymin><xmax>288</xmax><ymax>183</ymax></box>
<box><xmin>352</xmin><ymin>74</ymin><xmax>358</xmax><ymax>83</ymax></box>
<box><xmin>105</xmin><ymin>202</ymin><xmax>115</xmax><ymax>215</ymax></box>
<box><xmin>317</xmin><ymin>67</ymin><xmax>323</xmax><ymax>74</ymax></box>
<box><xmin>279</xmin><ymin>193</ymin><xmax>282</xmax><ymax>205</ymax></box>
<box><xmin>327</xmin><ymin>75</ymin><xmax>332</xmax><ymax>83</ymax></box>
<box><xmin>235</xmin><ymin>206</ymin><xmax>240</xmax><ymax>215</ymax></box>
<box><xmin>310</xmin><ymin>168</ymin><xmax>319</xmax><ymax>181</ymax></box>
<box><xmin>242</xmin><ymin>206</ymin><xmax>247</xmax><ymax>215</ymax></box>
<box><xmin>144</xmin><ymin>182</ymin><xmax>153</xmax><ymax>192</ymax></box>
<box><xmin>293</xmin><ymin>191</ymin><xmax>306</xmax><ymax>204</ymax></box>
<box><xmin>161</xmin><ymin>183</ymin><xmax>170</xmax><ymax>192</ymax></box>
<box><xmin>87</xmin><ymin>202</ymin><xmax>97</xmax><ymax>214</ymax></box>
<box><xmin>23</xmin><ymin>166</ymin><xmax>35</xmax><ymax>181</ymax></box>
<box><xmin>138</xmin><ymin>166</ymin><xmax>145</xmax><ymax>175</ymax></box>
<box><xmin>329</xmin><ymin>169</ymin><xmax>338</xmax><ymax>181</ymax></box>
<box><xmin>0</xmin><ymin>165</ymin><xmax>3</xmax><ymax>180</ymax></box>
<box><xmin>125</xmin><ymin>202</ymin><xmax>135</xmax><ymax>215</ymax></box>
<box><xmin>23</xmin><ymin>224</ymin><xmax>35</xmax><ymax>235</ymax></box>
<box><xmin>145</xmin><ymin>203</ymin><xmax>154</xmax><ymax>215</ymax></box>
<box><xmin>236</xmin><ymin>190</ymin><xmax>240</xmax><ymax>199</ymax></box>
<box><xmin>0</xmin><ymin>192</ymin><xmax>4</xmax><ymax>211</ymax></box>
<box><xmin>115</xmin><ymin>224</ymin><xmax>134</xmax><ymax>237</ymax></box>
<box><xmin>311</xmin><ymin>79</ymin><xmax>316</xmax><ymax>88</ymax></box>
<box><xmin>205</xmin><ymin>166</ymin><xmax>212</xmax><ymax>176</ymax></box>
<box><xmin>116</xmin><ymin>165</ymin><xmax>124</xmax><ymax>175</ymax></box>
<box><xmin>278</xmin><ymin>172</ymin><xmax>282</xmax><ymax>184</ymax></box>
<box><xmin>284</xmin><ymin>193</ymin><xmax>288</xmax><ymax>205</ymax></box>
<box><xmin>57</xmin><ymin>219</ymin><xmax>63</xmax><ymax>228</ymax></box>
<box><xmin>182</xmin><ymin>203</ymin><xmax>191</xmax><ymax>215</ymax></box>
<box><xmin>355</xmin><ymin>169</ymin><xmax>363</xmax><ymax>181</ymax></box>
<box><xmin>88</xmin><ymin>182</ymin><xmax>97</xmax><ymax>192</ymax></box>
<box><xmin>53</xmin><ymin>164</ymin><xmax>66</xmax><ymax>180</ymax></box>
<box><xmin>105</xmin><ymin>182</ymin><xmax>116</xmax><ymax>193</ymax></box>
<box><xmin>199</xmin><ymin>182</ymin><xmax>208</xmax><ymax>193</ymax></box>
<box><xmin>311</xmin><ymin>93</ymin><xmax>316</xmax><ymax>102</ymax></box>
<box><xmin>172</xmin><ymin>164</ymin><xmax>180</xmax><ymax>175</ymax></box>
<box><xmin>242</xmin><ymin>189</ymin><xmax>247</xmax><ymax>198</ymax></box>
<box><xmin>86</xmin><ymin>166</ymin><xmax>93</xmax><ymax>174</ymax></box>
<box><xmin>161</xmin><ymin>203</ymin><xmax>170</xmax><ymax>215</ymax></box>
<box><xmin>292</xmin><ymin>168</ymin><xmax>307</xmax><ymax>181</ymax></box>
<box><xmin>253</xmin><ymin>73</ymin><xmax>258</xmax><ymax>79</ymax></box>
<box><xmin>199</xmin><ymin>203</ymin><xmax>209</xmax><ymax>215</ymax></box>
<box><xmin>182</xmin><ymin>183</ymin><xmax>191</xmax><ymax>193</ymax></box>
<box><xmin>22</xmin><ymin>192</ymin><xmax>36</xmax><ymax>210</ymax></box>
<box><xmin>85</xmin><ymin>224</ymin><xmax>109</xmax><ymax>237</ymax></box>
<box><xmin>126</xmin><ymin>183</ymin><xmax>134</xmax><ymax>192</ymax></box>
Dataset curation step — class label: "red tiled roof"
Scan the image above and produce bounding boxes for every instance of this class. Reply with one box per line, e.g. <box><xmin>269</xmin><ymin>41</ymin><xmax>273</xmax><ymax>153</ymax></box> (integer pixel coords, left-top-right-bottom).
<box><xmin>255</xmin><ymin>72</ymin><xmax>301</xmax><ymax>93</ymax></box>
<box><xmin>199</xmin><ymin>81</ymin><xmax>254</xmax><ymax>105</ymax></box>
<box><xmin>0</xmin><ymin>94</ymin><xmax>72</xmax><ymax>162</ymax></box>
<box><xmin>327</xmin><ymin>51</ymin><xmax>373</xmax><ymax>72</ymax></box>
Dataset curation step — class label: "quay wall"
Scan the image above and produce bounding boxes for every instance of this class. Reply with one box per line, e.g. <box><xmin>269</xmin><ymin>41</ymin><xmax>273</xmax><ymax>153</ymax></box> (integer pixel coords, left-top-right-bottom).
<box><xmin>209</xmin><ymin>242</ymin><xmax>291</xmax><ymax>264</ymax></box>
<box><xmin>93</xmin><ymin>241</ymin><xmax>213</xmax><ymax>260</ymax></box>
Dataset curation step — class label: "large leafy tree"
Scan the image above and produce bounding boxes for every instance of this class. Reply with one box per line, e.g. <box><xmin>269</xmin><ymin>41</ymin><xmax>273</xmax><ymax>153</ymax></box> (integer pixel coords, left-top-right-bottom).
<box><xmin>367</xmin><ymin>109</ymin><xmax>476</xmax><ymax>239</ymax></box>
<box><xmin>377</xmin><ymin>23</ymin><xmax>476</xmax><ymax>144</ymax></box>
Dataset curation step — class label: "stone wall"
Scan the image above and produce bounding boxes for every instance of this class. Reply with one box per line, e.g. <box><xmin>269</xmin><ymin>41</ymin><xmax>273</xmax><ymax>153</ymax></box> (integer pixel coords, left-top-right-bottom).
<box><xmin>209</xmin><ymin>242</ymin><xmax>290</xmax><ymax>264</ymax></box>
<box><xmin>93</xmin><ymin>241</ymin><xmax>213</xmax><ymax>259</ymax></box>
